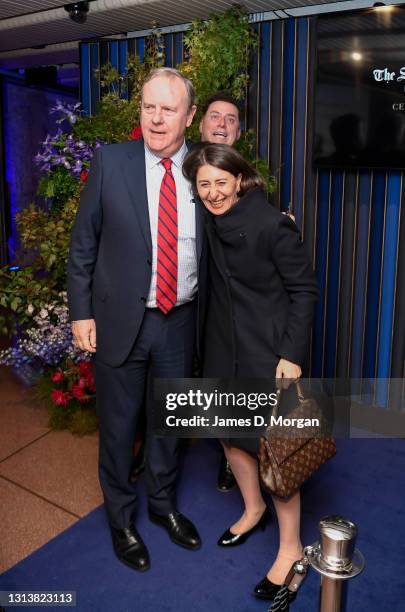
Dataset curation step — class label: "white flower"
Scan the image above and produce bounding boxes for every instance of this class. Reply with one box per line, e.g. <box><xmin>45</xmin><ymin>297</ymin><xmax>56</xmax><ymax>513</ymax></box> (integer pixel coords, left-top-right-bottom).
<box><xmin>39</xmin><ymin>308</ymin><xmax>48</xmax><ymax>319</ymax></box>
<box><xmin>27</xmin><ymin>304</ymin><xmax>34</xmax><ymax>315</ymax></box>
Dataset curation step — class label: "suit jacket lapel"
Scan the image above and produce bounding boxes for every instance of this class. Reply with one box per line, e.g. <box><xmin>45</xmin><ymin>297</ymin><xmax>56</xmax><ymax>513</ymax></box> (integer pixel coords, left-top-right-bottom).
<box><xmin>123</xmin><ymin>140</ymin><xmax>152</xmax><ymax>256</ymax></box>
<box><xmin>185</xmin><ymin>140</ymin><xmax>205</xmax><ymax>264</ymax></box>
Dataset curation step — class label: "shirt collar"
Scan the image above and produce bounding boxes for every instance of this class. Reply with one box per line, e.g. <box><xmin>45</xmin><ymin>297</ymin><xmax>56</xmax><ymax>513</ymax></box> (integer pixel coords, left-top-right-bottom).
<box><xmin>144</xmin><ymin>140</ymin><xmax>188</xmax><ymax>170</ymax></box>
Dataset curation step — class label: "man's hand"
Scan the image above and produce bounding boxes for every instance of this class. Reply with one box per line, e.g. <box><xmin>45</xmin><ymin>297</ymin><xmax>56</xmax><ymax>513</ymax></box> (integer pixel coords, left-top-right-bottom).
<box><xmin>72</xmin><ymin>319</ymin><xmax>97</xmax><ymax>353</ymax></box>
<box><xmin>275</xmin><ymin>358</ymin><xmax>301</xmax><ymax>389</ymax></box>
<box><xmin>282</xmin><ymin>211</ymin><xmax>296</xmax><ymax>222</ymax></box>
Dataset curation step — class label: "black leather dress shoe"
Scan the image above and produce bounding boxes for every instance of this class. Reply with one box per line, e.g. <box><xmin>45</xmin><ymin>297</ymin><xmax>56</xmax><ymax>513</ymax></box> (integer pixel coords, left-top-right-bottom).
<box><xmin>254</xmin><ymin>576</ymin><xmax>297</xmax><ymax>602</ymax></box>
<box><xmin>110</xmin><ymin>525</ymin><xmax>150</xmax><ymax>572</ymax></box>
<box><xmin>217</xmin><ymin>455</ymin><xmax>236</xmax><ymax>492</ymax></box>
<box><xmin>149</xmin><ymin>510</ymin><xmax>201</xmax><ymax>550</ymax></box>
<box><xmin>217</xmin><ymin>507</ymin><xmax>271</xmax><ymax>547</ymax></box>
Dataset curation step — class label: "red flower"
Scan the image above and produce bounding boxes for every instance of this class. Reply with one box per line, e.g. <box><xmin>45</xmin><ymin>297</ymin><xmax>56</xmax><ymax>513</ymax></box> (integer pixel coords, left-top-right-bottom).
<box><xmin>86</xmin><ymin>372</ymin><xmax>96</xmax><ymax>393</ymax></box>
<box><xmin>51</xmin><ymin>389</ymin><xmax>71</xmax><ymax>406</ymax></box>
<box><xmin>72</xmin><ymin>384</ymin><xmax>88</xmax><ymax>403</ymax></box>
<box><xmin>79</xmin><ymin>360</ymin><xmax>92</xmax><ymax>376</ymax></box>
<box><xmin>129</xmin><ymin>126</ymin><xmax>142</xmax><ymax>141</ymax></box>
<box><xmin>80</xmin><ymin>170</ymin><xmax>89</xmax><ymax>183</ymax></box>
<box><xmin>51</xmin><ymin>370</ymin><xmax>64</xmax><ymax>384</ymax></box>
<box><xmin>78</xmin><ymin>377</ymin><xmax>87</xmax><ymax>389</ymax></box>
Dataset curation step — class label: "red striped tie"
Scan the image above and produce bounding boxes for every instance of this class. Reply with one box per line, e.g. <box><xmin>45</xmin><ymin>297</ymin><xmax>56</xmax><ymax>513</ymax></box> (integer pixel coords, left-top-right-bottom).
<box><xmin>156</xmin><ymin>158</ymin><xmax>177</xmax><ymax>314</ymax></box>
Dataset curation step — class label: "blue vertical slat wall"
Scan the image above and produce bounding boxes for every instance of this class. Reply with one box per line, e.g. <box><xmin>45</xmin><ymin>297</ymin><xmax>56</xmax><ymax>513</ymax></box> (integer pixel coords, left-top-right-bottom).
<box><xmin>313</xmin><ymin>170</ymin><xmax>330</xmax><ymax>377</ymax></box>
<box><xmin>363</xmin><ymin>173</ymin><xmax>386</xmax><ymax>378</ymax></box>
<box><xmin>324</xmin><ymin>171</ymin><xmax>344</xmax><ymax>378</ymax></box>
<box><xmin>350</xmin><ymin>173</ymin><xmax>372</xmax><ymax>378</ymax></box>
<box><xmin>377</xmin><ymin>172</ymin><xmax>401</xmax><ymax>378</ymax></box>
<box><xmin>258</xmin><ymin>22</ymin><xmax>270</xmax><ymax>161</ymax></box>
<box><xmin>281</xmin><ymin>19</ymin><xmax>295</xmax><ymax>212</ymax></box>
<box><xmin>292</xmin><ymin>18</ymin><xmax>309</xmax><ymax>229</ymax></box>
<box><xmin>79</xmin><ymin>14</ymin><xmax>405</xmax><ymax>386</ymax></box>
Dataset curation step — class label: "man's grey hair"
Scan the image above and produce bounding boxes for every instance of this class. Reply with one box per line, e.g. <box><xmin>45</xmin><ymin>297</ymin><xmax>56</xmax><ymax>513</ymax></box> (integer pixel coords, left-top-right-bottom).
<box><xmin>142</xmin><ymin>67</ymin><xmax>196</xmax><ymax>112</ymax></box>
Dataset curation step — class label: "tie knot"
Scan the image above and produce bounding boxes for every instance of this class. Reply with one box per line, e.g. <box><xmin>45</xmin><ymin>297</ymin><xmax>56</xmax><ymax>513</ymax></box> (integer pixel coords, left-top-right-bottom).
<box><xmin>161</xmin><ymin>158</ymin><xmax>173</xmax><ymax>172</ymax></box>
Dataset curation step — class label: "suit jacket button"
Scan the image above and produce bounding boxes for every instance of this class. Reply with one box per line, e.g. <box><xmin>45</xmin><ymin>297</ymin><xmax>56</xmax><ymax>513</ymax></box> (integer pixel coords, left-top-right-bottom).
<box><xmin>147</xmin><ymin>258</ymin><xmax>152</xmax><ymax>265</ymax></box>
<box><xmin>140</xmin><ymin>297</ymin><xmax>146</xmax><ymax>302</ymax></box>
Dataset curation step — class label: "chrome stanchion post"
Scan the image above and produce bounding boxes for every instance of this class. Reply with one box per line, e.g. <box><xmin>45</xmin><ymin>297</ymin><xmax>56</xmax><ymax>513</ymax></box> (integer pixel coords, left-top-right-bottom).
<box><xmin>305</xmin><ymin>515</ymin><xmax>365</xmax><ymax>612</ymax></box>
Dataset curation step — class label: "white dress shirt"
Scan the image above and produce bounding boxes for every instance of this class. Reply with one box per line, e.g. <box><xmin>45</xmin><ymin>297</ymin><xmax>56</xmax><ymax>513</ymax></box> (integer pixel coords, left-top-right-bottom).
<box><xmin>144</xmin><ymin>141</ymin><xmax>197</xmax><ymax>308</ymax></box>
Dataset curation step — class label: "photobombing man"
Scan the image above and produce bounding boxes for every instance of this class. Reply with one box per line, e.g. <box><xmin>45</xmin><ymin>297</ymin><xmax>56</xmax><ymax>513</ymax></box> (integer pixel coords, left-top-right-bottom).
<box><xmin>67</xmin><ymin>67</ymin><xmax>208</xmax><ymax>572</ymax></box>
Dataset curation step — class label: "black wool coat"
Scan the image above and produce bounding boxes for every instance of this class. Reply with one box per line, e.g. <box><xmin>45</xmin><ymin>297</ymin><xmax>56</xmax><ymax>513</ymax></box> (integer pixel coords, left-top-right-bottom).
<box><xmin>203</xmin><ymin>187</ymin><xmax>319</xmax><ymax>378</ymax></box>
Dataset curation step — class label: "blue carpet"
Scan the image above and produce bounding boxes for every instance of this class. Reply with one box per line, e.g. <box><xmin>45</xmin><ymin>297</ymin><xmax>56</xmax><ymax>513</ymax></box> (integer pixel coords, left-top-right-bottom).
<box><xmin>1</xmin><ymin>439</ymin><xmax>404</xmax><ymax>611</ymax></box>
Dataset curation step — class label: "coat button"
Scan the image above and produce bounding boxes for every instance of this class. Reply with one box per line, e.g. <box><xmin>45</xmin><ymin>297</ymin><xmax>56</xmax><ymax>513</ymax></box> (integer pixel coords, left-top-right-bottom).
<box><xmin>140</xmin><ymin>297</ymin><xmax>146</xmax><ymax>302</ymax></box>
<box><xmin>239</xmin><ymin>232</ymin><xmax>246</xmax><ymax>237</ymax></box>
<box><xmin>147</xmin><ymin>258</ymin><xmax>152</xmax><ymax>265</ymax></box>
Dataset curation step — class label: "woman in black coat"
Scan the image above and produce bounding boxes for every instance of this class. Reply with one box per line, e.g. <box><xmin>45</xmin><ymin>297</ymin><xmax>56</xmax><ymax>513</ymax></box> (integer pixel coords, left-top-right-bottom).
<box><xmin>183</xmin><ymin>143</ymin><xmax>318</xmax><ymax>601</ymax></box>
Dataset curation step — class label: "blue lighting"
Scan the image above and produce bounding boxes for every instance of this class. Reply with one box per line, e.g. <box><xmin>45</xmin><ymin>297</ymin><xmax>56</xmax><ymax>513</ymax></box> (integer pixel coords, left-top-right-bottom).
<box><xmin>2</xmin><ymin>82</ymin><xmax>18</xmax><ymax>261</ymax></box>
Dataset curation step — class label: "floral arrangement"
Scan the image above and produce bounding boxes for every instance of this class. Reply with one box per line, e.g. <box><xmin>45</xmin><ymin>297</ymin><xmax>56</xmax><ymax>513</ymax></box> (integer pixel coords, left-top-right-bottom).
<box><xmin>43</xmin><ymin>359</ymin><xmax>98</xmax><ymax>436</ymax></box>
<box><xmin>0</xmin><ymin>292</ymin><xmax>86</xmax><ymax>368</ymax></box>
<box><xmin>0</xmin><ymin>6</ymin><xmax>274</xmax><ymax>435</ymax></box>
<box><xmin>34</xmin><ymin>101</ymin><xmax>103</xmax><ymax>211</ymax></box>
<box><xmin>0</xmin><ymin>292</ymin><xmax>97</xmax><ymax>435</ymax></box>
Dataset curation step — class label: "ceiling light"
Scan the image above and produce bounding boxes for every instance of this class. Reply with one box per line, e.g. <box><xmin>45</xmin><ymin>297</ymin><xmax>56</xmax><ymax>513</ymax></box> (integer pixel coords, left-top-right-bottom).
<box><xmin>351</xmin><ymin>52</ymin><xmax>363</xmax><ymax>61</ymax></box>
<box><xmin>373</xmin><ymin>2</ymin><xmax>395</xmax><ymax>11</ymax></box>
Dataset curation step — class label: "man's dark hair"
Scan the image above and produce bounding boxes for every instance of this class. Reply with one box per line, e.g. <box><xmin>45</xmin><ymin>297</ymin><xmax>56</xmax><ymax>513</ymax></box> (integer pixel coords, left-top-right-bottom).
<box><xmin>201</xmin><ymin>91</ymin><xmax>241</xmax><ymax>117</ymax></box>
<box><xmin>183</xmin><ymin>143</ymin><xmax>266</xmax><ymax>197</ymax></box>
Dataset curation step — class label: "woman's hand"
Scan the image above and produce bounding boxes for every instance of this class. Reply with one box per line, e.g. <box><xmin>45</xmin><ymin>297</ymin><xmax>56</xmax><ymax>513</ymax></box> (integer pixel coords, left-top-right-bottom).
<box><xmin>275</xmin><ymin>358</ymin><xmax>302</xmax><ymax>389</ymax></box>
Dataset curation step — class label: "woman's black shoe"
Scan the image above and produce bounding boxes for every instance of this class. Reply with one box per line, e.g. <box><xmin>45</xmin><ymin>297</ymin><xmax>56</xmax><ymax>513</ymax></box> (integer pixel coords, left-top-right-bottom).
<box><xmin>217</xmin><ymin>507</ymin><xmax>271</xmax><ymax>547</ymax></box>
<box><xmin>254</xmin><ymin>576</ymin><xmax>297</xmax><ymax>601</ymax></box>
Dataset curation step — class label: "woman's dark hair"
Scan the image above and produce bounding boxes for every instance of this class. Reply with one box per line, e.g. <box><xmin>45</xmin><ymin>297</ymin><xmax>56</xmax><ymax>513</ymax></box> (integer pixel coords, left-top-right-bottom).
<box><xmin>183</xmin><ymin>143</ymin><xmax>266</xmax><ymax>197</ymax></box>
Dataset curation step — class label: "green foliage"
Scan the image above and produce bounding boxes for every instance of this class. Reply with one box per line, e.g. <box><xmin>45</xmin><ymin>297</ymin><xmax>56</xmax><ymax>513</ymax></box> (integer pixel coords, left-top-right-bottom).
<box><xmin>0</xmin><ymin>266</ymin><xmax>59</xmax><ymax>334</ymax></box>
<box><xmin>180</xmin><ymin>5</ymin><xmax>257</xmax><ymax>142</ymax></box>
<box><xmin>0</xmin><ymin>197</ymin><xmax>78</xmax><ymax>334</ymax></box>
<box><xmin>47</xmin><ymin>403</ymin><xmax>98</xmax><ymax>435</ymax></box>
<box><xmin>46</xmin><ymin>401</ymin><xmax>98</xmax><ymax>435</ymax></box>
<box><xmin>38</xmin><ymin>166</ymin><xmax>79</xmax><ymax>211</ymax></box>
<box><xmin>236</xmin><ymin>130</ymin><xmax>276</xmax><ymax>194</ymax></box>
<box><xmin>68</xmin><ymin>409</ymin><xmax>98</xmax><ymax>436</ymax></box>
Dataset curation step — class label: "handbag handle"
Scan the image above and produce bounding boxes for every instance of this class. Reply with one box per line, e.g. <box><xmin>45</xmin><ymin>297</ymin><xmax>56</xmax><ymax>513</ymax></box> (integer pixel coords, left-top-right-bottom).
<box><xmin>271</xmin><ymin>379</ymin><xmax>305</xmax><ymax>419</ymax></box>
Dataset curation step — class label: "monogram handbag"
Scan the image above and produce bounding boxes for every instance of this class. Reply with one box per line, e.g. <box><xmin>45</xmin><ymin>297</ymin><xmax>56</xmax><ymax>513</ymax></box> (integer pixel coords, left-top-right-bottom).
<box><xmin>258</xmin><ymin>381</ymin><xmax>336</xmax><ymax>499</ymax></box>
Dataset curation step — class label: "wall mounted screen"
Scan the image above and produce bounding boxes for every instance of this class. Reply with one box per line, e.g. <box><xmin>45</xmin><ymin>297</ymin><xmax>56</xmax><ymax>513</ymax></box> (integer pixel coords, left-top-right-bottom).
<box><xmin>314</xmin><ymin>6</ymin><xmax>405</xmax><ymax>169</ymax></box>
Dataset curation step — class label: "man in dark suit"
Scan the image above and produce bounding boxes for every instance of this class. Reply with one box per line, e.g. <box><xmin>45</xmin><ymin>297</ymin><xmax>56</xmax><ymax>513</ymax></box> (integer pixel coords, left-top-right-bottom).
<box><xmin>67</xmin><ymin>68</ymin><xmax>207</xmax><ymax>572</ymax></box>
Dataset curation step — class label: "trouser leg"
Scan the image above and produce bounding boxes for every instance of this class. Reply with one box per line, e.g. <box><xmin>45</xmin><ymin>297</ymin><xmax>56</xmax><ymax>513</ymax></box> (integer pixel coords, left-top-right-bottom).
<box><xmin>144</xmin><ymin>301</ymin><xmax>196</xmax><ymax>514</ymax></box>
<box><xmin>94</xmin><ymin>353</ymin><xmax>148</xmax><ymax>529</ymax></box>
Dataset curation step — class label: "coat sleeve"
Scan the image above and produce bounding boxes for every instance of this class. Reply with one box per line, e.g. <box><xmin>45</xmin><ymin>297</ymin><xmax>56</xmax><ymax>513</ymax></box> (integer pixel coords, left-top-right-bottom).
<box><xmin>67</xmin><ymin>147</ymin><xmax>103</xmax><ymax>321</ymax></box>
<box><xmin>269</xmin><ymin>214</ymin><xmax>319</xmax><ymax>366</ymax></box>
